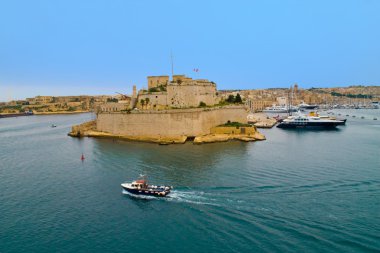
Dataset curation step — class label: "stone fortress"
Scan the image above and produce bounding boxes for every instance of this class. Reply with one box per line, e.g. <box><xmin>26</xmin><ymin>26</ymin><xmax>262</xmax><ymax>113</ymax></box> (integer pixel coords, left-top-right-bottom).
<box><xmin>71</xmin><ymin>74</ymin><xmax>265</xmax><ymax>144</ymax></box>
<box><xmin>100</xmin><ymin>74</ymin><xmax>220</xmax><ymax>112</ymax></box>
<box><xmin>139</xmin><ymin>75</ymin><xmax>219</xmax><ymax>109</ymax></box>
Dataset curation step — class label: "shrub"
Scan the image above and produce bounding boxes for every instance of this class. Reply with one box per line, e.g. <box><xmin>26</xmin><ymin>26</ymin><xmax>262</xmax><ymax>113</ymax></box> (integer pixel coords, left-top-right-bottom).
<box><xmin>219</xmin><ymin>121</ymin><xmax>251</xmax><ymax>127</ymax></box>
<box><xmin>149</xmin><ymin>87</ymin><xmax>159</xmax><ymax>92</ymax></box>
<box><xmin>199</xmin><ymin>101</ymin><xmax>206</xmax><ymax>107</ymax></box>
<box><xmin>158</xmin><ymin>85</ymin><xmax>167</xmax><ymax>91</ymax></box>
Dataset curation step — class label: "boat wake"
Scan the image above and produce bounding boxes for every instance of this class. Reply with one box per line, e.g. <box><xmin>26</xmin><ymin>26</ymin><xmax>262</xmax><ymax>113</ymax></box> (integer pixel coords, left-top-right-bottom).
<box><xmin>122</xmin><ymin>189</ymin><xmax>220</xmax><ymax>206</ymax></box>
<box><xmin>167</xmin><ymin>190</ymin><xmax>221</xmax><ymax>206</ymax></box>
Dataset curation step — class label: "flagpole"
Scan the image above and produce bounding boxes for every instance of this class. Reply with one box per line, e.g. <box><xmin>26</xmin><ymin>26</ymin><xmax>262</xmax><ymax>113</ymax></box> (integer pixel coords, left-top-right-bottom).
<box><xmin>170</xmin><ymin>51</ymin><xmax>174</xmax><ymax>80</ymax></box>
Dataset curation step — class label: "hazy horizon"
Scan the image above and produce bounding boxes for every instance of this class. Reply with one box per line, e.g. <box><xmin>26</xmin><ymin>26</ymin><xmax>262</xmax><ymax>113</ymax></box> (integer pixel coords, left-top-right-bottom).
<box><xmin>1</xmin><ymin>0</ymin><xmax>379</xmax><ymax>101</ymax></box>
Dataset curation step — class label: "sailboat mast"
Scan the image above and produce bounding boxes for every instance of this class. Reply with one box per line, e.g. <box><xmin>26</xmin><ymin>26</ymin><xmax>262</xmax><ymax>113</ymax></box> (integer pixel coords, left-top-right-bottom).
<box><xmin>288</xmin><ymin>86</ymin><xmax>291</xmax><ymax>116</ymax></box>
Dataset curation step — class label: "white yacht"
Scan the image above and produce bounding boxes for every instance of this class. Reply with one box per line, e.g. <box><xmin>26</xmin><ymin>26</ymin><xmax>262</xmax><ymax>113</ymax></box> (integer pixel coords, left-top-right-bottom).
<box><xmin>263</xmin><ymin>105</ymin><xmax>297</xmax><ymax>113</ymax></box>
<box><xmin>277</xmin><ymin>111</ymin><xmax>345</xmax><ymax>128</ymax></box>
<box><xmin>297</xmin><ymin>102</ymin><xmax>318</xmax><ymax>110</ymax></box>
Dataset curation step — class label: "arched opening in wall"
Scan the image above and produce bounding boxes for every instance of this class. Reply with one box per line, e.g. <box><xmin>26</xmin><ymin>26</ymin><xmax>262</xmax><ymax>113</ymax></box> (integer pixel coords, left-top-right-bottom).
<box><xmin>186</xmin><ymin>136</ymin><xmax>195</xmax><ymax>142</ymax></box>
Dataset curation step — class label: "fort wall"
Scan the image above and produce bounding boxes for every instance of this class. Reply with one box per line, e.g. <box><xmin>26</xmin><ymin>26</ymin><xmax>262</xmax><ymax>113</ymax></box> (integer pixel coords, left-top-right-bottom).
<box><xmin>96</xmin><ymin>106</ymin><xmax>247</xmax><ymax>137</ymax></box>
<box><xmin>167</xmin><ymin>84</ymin><xmax>218</xmax><ymax>108</ymax></box>
<box><xmin>138</xmin><ymin>92</ymin><xmax>168</xmax><ymax>110</ymax></box>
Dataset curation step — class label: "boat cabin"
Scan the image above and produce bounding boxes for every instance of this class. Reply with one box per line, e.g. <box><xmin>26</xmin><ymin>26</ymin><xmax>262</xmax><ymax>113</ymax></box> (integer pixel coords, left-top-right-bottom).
<box><xmin>131</xmin><ymin>180</ymin><xmax>147</xmax><ymax>189</ymax></box>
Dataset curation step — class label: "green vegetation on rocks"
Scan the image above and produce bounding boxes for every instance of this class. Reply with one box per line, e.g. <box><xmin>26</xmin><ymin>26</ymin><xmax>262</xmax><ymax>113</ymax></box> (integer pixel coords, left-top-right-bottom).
<box><xmin>148</xmin><ymin>85</ymin><xmax>167</xmax><ymax>93</ymax></box>
<box><xmin>218</xmin><ymin>121</ymin><xmax>251</xmax><ymax>127</ymax></box>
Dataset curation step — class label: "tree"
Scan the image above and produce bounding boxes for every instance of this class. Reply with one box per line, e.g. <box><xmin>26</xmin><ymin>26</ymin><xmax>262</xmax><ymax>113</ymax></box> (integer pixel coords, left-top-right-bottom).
<box><xmin>226</xmin><ymin>95</ymin><xmax>235</xmax><ymax>103</ymax></box>
<box><xmin>145</xmin><ymin>98</ymin><xmax>150</xmax><ymax>109</ymax></box>
<box><xmin>140</xmin><ymin>99</ymin><xmax>145</xmax><ymax>108</ymax></box>
<box><xmin>199</xmin><ymin>101</ymin><xmax>206</xmax><ymax>107</ymax></box>
<box><xmin>234</xmin><ymin>93</ymin><xmax>242</xmax><ymax>103</ymax></box>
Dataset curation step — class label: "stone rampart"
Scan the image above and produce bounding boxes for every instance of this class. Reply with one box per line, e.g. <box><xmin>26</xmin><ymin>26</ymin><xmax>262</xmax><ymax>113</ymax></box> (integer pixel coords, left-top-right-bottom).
<box><xmin>96</xmin><ymin>106</ymin><xmax>248</xmax><ymax>137</ymax></box>
<box><xmin>167</xmin><ymin>84</ymin><xmax>218</xmax><ymax>108</ymax></box>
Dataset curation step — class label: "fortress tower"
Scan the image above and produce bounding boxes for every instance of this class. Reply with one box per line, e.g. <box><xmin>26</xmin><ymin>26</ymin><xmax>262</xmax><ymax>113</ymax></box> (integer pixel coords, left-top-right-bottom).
<box><xmin>294</xmin><ymin>83</ymin><xmax>298</xmax><ymax>95</ymax></box>
<box><xmin>132</xmin><ymin>85</ymin><xmax>137</xmax><ymax>98</ymax></box>
<box><xmin>147</xmin><ymin>76</ymin><xmax>169</xmax><ymax>89</ymax></box>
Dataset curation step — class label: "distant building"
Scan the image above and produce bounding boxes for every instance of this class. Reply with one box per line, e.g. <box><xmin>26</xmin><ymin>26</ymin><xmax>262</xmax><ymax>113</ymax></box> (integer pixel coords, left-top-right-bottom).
<box><xmin>246</xmin><ymin>97</ymin><xmax>273</xmax><ymax>112</ymax></box>
<box><xmin>276</xmin><ymin>97</ymin><xmax>287</xmax><ymax>106</ymax></box>
<box><xmin>26</xmin><ymin>96</ymin><xmax>53</xmax><ymax>105</ymax></box>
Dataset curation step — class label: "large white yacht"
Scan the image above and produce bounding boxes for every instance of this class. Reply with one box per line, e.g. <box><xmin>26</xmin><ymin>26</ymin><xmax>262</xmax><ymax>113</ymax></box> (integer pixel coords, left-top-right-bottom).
<box><xmin>277</xmin><ymin>112</ymin><xmax>346</xmax><ymax>128</ymax></box>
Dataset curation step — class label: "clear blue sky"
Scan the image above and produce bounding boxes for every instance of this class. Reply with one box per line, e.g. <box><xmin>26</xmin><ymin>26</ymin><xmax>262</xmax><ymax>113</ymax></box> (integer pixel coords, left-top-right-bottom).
<box><xmin>1</xmin><ymin>0</ymin><xmax>379</xmax><ymax>101</ymax></box>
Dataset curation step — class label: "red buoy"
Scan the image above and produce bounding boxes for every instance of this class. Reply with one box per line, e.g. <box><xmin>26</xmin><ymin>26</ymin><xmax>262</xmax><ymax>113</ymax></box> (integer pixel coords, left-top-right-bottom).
<box><xmin>81</xmin><ymin>154</ymin><xmax>85</xmax><ymax>161</ymax></box>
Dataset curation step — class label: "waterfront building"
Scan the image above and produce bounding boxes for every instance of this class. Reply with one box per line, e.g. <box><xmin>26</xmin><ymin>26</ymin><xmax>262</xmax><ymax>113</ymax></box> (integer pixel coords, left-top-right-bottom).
<box><xmin>26</xmin><ymin>96</ymin><xmax>53</xmax><ymax>105</ymax></box>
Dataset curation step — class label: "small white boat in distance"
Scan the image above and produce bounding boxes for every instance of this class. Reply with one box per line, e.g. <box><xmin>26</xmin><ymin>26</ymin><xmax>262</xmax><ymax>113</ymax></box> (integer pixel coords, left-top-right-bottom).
<box><xmin>263</xmin><ymin>105</ymin><xmax>297</xmax><ymax>113</ymax></box>
<box><xmin>298</xmin><ymin>102</ymin><xmax>318</xmax><ymax>110</ymax></box>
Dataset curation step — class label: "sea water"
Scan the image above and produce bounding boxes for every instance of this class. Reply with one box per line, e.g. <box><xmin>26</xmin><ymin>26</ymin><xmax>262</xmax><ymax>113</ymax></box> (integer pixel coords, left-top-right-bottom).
<box><xmin>0</xmin><ymin>110</ymin><xmax>379</xmax><ymax>253</ymax></box>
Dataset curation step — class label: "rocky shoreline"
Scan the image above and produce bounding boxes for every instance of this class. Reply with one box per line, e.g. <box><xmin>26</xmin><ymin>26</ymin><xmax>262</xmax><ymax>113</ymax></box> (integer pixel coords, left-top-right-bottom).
<box><xmin>33</xmin><ymin>110</ymin><xmax>90</xmax><ymax>115</ymax></box>
<box><xmin>68</xmin><ymin>120</ymin><xmax>266</xmax><ymax>145</ymax></box>
<box><xmin>193</xmin><ymin>132</ymin><xmax>265</xmax><ymax>144</ymax></box>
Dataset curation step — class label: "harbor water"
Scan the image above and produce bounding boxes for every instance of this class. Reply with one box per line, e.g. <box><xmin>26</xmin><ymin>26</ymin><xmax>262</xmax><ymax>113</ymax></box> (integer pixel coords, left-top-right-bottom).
<box><xmin>0</xmin><ymin>110</ymin><xmax>379</xmax><ymax>253</ymax></box>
